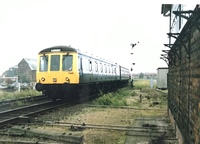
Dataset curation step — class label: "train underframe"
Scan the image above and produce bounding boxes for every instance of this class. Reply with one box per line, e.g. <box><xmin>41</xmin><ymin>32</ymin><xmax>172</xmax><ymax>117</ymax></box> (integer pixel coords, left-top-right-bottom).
<box><xmin>36</xmin><ymin>80</ymin><xmax>129</xmax><ymax>102</ymax></box>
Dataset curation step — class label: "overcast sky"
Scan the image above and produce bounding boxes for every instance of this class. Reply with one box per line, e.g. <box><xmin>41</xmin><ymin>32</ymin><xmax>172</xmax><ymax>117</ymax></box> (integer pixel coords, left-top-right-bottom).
<box><xmin>0</xmin><ymin>0</ymin><xmax>171</xmax><ymax>75</ymax></box>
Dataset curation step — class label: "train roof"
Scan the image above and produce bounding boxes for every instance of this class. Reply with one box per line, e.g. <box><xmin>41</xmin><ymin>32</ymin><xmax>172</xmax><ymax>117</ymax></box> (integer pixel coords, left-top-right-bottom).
<box><xmin>39</xmin><ymin>46</ymin><xmax>79</xmax><ymax>53</ymax></box>
<box><xmin>38</xmin><ymin>45</ymin><xmax>129</xmax><ymax>68</ymax></box>
<box><xmin>39</xmin><ymin>45</ymin><xmax>111</xmax><ymax>62</ymax></box>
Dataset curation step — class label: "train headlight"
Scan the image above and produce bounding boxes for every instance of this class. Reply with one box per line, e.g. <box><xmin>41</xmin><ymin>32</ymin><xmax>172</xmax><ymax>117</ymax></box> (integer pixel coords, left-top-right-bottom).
<box><xmin>65</xmin><ymin>77</ymin><xmax>70</xmax><ymax>83</ymax></box>
<box><xmin>41</xmin><ymin>77</ymin><xmax>45</xmax><ymax>81</ymax></box>
<box><xmin>53</xmin><ymin>78</ymin><xmax>57</xmax><ymax>82</ymax></box>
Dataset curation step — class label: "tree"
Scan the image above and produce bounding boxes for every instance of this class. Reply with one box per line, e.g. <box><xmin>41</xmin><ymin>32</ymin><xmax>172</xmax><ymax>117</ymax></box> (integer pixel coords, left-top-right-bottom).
<box><xmin>139</xmin><ymin>72</ymin><xmax>144</xmax><ymax>79</ymax></box>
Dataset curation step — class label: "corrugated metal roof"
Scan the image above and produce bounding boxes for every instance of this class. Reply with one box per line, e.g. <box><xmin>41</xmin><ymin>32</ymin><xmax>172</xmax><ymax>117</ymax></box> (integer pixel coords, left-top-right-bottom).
<box><xmin>23</xmin><ymin>58</ymin><xmax>37</xmax><ymax>70</ymax></box>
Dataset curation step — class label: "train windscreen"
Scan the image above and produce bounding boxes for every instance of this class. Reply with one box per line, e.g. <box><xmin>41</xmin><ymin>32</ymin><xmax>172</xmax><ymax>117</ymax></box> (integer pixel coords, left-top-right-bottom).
<box><xmin>62</xmin><ymin>55</ymin><xmax>73</xmax><ymax>71</ymax></box>
<box><xmin>39</xmin><ymin>55</ymin><xmax>48</xmax><ymax>72</ymax></box>
<box><xmin>50</xmin><ymin>55</ymin><xmax>60</xmax><ymax>71</ymax></box>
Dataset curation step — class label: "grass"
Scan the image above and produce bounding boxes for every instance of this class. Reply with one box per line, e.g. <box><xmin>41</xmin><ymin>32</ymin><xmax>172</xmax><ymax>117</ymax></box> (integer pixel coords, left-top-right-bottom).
<box><xmin>133</xmin><ymin>79</ymin><xmax>156</xmax><ymax>90</ymax></box>
<box><xmin>92</xmin><ymin>79</ymin><xmax>167</xmax><ymax>108</ymax></box>
<box><xmin>92</xmin><ymin>79</ymin><xmax>158</xmax><ymax>107</ymax></box>
<box><xmin>92</xmin><ymin>88</ymin><xmax>130</xmax><ymax>106</ymax></box>
<box><xmin>0</xmin><ymin>89</ymin><xmax>42</xmax><ymax>101</ymax></box>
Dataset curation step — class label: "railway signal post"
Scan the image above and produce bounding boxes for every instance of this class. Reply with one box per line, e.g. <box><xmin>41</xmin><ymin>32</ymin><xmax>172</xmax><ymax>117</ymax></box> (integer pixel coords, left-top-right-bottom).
<box><xmin>130</xmin><ymin>41</ymin><xmax>139</xmax><ymax>88</ymax></box>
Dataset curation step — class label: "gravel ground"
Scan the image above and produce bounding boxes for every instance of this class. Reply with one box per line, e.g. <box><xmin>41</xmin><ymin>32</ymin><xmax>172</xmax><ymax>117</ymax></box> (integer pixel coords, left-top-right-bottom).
<box><xmin>0</xmin><ymin>88</ymin><xmax>178</xmax><ymax>144</ymax></box>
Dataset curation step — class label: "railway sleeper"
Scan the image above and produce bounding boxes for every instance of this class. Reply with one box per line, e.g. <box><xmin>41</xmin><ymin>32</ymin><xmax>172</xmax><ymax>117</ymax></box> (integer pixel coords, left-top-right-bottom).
<box><xmin>9</xmin><ymin>125</ymin><xmax>83</xmax><ymax>144</ymax></box>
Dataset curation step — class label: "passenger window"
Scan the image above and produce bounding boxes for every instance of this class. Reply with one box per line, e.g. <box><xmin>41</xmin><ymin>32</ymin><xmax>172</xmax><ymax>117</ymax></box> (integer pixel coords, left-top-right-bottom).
<box><xmin>104</xmin><ymin>64</ymin><xmax>107</xmax><ymax>73</ymax></box>
<box><xmin>84</xmin><ymin>58</ymin><xmax>89</xmax><ymax>71</ymax></box>
<box><xmin>111</xmin><ymin>66</ymin><xmax>113</xmax><ymax>74</ymax></box>
<box><xmin>95</xmin><ymin>61</ymin><xmax>98</xmax><ymax>72</ymax></box>
<box><xmin>89</xmin><ymin>60</ymin><xmax>92</xmax><ymax>71</ymax></box>
<box><xmin>100</xmin><ymin>63</ymin><xmax>103</xmax><ymax>73</ymax></box>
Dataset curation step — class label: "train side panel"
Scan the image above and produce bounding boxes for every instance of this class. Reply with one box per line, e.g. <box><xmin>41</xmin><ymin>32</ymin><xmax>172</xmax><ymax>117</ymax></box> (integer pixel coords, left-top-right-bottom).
<box><xmin>78</xmin><ymin>53</ymin><xmax>119</xmax><ymax>84</ymax></box>
<box><xmin>120</xmin><ymin>66</ymin><xmax>130</xmax><ymax>80</ymax></box>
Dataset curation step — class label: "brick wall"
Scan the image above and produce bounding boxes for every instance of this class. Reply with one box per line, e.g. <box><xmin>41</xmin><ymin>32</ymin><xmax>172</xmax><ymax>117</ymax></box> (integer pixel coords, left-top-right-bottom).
<box><xmin>29</xmin><ymin>70</ymin><xmax>36</xmax><ymax>82</ymax></box>
<box><xmin>168</xmin><ymin>11</ymin><xmax>200</xmax><ymax>144</ymax></box>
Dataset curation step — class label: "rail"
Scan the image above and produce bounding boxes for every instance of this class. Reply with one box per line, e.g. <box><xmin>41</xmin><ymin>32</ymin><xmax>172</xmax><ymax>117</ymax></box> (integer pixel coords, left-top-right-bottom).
<box><xmin>0</xmin><ymin>95</ymin><xmax>48</xmax><ymax>111</ymax></box>
<box><xmin>0</xmin><ymin>100</ymin><xmax>68</xmax><ymax>128</ymax></box>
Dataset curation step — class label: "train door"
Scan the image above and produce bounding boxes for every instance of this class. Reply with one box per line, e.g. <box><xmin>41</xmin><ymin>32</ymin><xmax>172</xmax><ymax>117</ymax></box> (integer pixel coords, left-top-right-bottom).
<box><xmin>119</xmin><ymin>66</ymin><xmax>122</xmax><ymax>80</ymax></box>
<box><xmin>78</xmin><ymin>56</ymin><xmax>83</xmax><ymax>83</ymax></box>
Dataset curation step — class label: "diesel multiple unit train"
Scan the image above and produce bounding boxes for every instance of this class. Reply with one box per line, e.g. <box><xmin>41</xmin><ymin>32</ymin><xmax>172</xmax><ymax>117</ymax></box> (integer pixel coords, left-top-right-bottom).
<box><xmin>35</xmin><ymin>46</ymin><xmax>130</xmax><ymax>101</ymax></box>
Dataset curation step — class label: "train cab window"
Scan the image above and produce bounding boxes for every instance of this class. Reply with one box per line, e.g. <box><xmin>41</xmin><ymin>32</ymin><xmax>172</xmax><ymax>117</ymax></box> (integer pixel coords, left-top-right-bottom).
<box><xmin>62</xmin><ymin>55</ymin><xmax>73</xmax><ymax>71</ymax></box>
<box><xmin>95</xmin><ymin>61</ymin><xmax>98</xmax><ymax>72</ymax></box>
<box><xmin>50</xmin><ymin>55</ymin><xmax>60</xmax><ymax>71</ymax></box>
<box><xmin>39</xmin><ymin>55</ymin><xmax>48</xmax><ymax>72</ymax></box>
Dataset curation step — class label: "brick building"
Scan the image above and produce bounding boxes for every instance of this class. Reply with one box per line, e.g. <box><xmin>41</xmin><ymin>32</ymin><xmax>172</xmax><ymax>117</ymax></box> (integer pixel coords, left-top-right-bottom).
<box><xmin>18</xmin><ymin>58</ymin><xmax>37</xmax><ymax>82</ymax></box>
<box><xmin>161</xmin><ymin>4</ymin><xmax>200</xmax><ymax>144</ymax></box>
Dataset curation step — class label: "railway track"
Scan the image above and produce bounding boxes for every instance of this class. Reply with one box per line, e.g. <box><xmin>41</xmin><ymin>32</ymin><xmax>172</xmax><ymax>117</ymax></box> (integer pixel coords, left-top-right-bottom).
<box><xmin>0</xmin><ymin>100</ymin><xmax>69</xmax><ymax>128</ymax></box>
<box><xmin>29</xmin><ymin>120</ymin><xmax>174</xmax><ymax>132</ymax></box>
<box><xmin>1</xmin><ymin>87</ymin><xmax>121</xmax><ymax>143</ymax></box>
<box><xmin>0</xmin><ymin>95</ymin><xmax>49</xmax><ymax>111</ymax></box>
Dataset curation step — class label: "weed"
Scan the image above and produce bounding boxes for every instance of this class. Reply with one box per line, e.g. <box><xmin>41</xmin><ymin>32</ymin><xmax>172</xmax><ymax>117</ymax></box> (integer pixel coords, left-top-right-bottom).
<box><xmin>131</xmin><ymin>91</ymin><xmax>137</xmax><ymax>96</ymax></box>
<box><xmin>94</xmin><ymin>138</ymin><xmax>105</xmax><ymax>144</ymax></box>
<box><xmin>15</xmin><ymin>100</ymin><xmax>23</xmax><ymax>107</ymax></box>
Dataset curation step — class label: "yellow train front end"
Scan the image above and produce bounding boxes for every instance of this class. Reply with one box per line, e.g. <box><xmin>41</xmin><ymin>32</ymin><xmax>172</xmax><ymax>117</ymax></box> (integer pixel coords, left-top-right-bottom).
<box><xmin>35</xmin><ymin>46</ymin><xmax>79</xmax><ymax>101</ymax></box>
